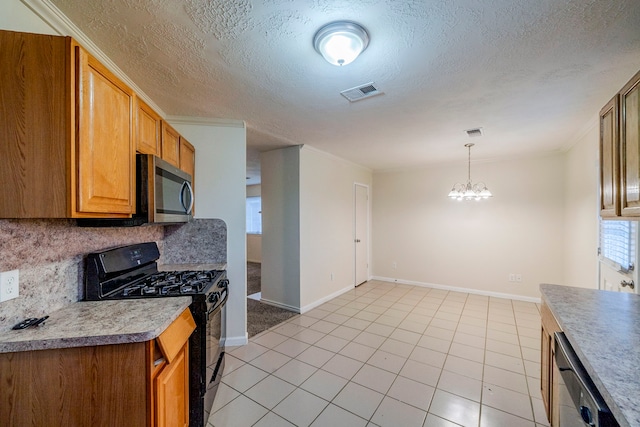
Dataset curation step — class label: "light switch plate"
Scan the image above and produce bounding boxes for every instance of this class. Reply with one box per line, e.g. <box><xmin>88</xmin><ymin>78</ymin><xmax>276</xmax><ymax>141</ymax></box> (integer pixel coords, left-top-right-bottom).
<box><xmin>0</xmin><ymin>269</ymin><xmax>19</xmax><ymax>302</ymax></box>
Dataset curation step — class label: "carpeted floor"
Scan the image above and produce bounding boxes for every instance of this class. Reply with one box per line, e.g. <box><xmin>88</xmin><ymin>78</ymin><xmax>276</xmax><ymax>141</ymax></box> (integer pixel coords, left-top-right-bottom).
<box><xmin>246</xmin><ymin>262</ymin><xmax>297</xmax><ymax>337</ymax></box>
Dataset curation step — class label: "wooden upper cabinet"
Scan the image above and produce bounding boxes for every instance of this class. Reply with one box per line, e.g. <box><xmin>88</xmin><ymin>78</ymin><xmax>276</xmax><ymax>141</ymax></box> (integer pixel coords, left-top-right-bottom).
<box><xmin>599</xmin><ymin>96</ymin><xmax>620</xmax><ymax>217</ymax></box>
<box><xmin>179</xmin><ymin>137</ymin><xmax>195</xmax><ymax>179</ymax></box>
<box><xmin>137</xmin><ymin>97</ymin><xmax>162</xmax><ymax>156</ymax></box>
<box><xmin>161</xmin><ymin>121</ymin><xmax>181</xmax><ymax>168</ymax></box>
<box><xmin>621</xmin><ymin>70</ymin><xmax>640</xmax><ymax>217</ymax></box>
<box><xmin>0</xmin><ymin>30</ymin><xmax>134</xmax><ymax>218</ymax></box>
<box><xmin>75</xmin><ymin>45</ymin><xmax>135</xmax><ymax>215</ymax></box>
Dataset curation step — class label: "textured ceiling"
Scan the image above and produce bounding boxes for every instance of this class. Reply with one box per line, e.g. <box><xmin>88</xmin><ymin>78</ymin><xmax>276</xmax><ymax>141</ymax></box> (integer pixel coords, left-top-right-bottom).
<box><xmin>50</xmin><ymin>0</ymin><xmax>640</xmax><ymax>180</ymax></box>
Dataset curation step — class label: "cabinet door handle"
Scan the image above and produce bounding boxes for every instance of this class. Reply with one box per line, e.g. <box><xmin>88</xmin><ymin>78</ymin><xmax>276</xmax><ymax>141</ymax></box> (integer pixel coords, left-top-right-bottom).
<box><xmin>620</xmin><ymin>280</ymin><xmax>635</xmax><ymax>290</ymax></box>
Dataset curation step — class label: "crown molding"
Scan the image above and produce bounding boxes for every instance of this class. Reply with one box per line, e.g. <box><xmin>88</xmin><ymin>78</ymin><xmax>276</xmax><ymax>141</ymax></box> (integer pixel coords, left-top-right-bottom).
<box><xmin>20</xmin><ymin>0</ymin><xmax>166</xmax><ymax>117</ymax></box>
<box><xmin>167</xmin><ymin>116</ymin><xmax>246</xmax><ymax>128</ymax></box>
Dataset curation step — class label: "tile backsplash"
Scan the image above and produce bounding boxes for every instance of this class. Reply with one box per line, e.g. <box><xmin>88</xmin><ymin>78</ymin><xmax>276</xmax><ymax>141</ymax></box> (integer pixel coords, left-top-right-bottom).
<box><xmin>0</xmin><ymin>218</ymin><xmax>226</xmax><ymax>331</ymax></box>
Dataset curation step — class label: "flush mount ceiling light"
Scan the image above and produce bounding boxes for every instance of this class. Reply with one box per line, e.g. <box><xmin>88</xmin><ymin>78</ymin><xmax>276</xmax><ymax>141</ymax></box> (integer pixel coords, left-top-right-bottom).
<box><xmin>313</xmin><ymin>21</ymin><xmax>370</xmax><ymax>66</ymax></box>
<box><xmin>448</xmin><ymin>143</ymin><xmax>492</xmax><ymax>201</ymax></box>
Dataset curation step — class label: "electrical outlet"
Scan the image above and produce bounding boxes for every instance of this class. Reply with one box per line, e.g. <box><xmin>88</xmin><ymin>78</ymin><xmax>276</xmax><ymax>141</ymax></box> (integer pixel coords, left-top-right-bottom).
<box><xmin>0</xmin><ymin>269</ymin><xmax>19</xmax><ymax>302</ymax></box>
<box><xmin>392</xmin><ymin>261</ymin><xmax>397</xmax><ymax>269</ymax></box>
<box><xmin>516</xmin><ymin>274</ymin><xmax>522</xmax><ymax>282</ymax></box>
<box><xmin>508</xmin><ymin>273</ymin><xmax>516</xmax><ymax>282</ymax></box>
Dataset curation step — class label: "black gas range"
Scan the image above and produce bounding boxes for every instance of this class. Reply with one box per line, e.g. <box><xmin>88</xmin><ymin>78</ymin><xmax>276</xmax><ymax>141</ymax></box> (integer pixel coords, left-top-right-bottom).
<box><xmin>84</xmin><ymin>241</ymin><xmax>228</xmax><ymax>427</ymax></box>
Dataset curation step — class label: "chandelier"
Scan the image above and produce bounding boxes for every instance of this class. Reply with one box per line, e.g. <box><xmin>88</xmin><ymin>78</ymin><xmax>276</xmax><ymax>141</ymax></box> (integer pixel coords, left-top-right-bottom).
<box><xmin>448</xmin><ymin>143</ymin><xmax>492</xmax><ymax>201</ymax></box>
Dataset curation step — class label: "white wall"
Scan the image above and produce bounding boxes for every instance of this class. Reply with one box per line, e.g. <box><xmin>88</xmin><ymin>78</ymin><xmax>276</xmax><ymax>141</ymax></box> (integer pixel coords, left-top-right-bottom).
<box><xmin>372</xmin><ymin>153</ymin><xmax>566</xmax><ymax>300</ymax></box>
<box><xmin>1</xmin><ymin>0</ymin><xmax>56</xmax><ymax>34</ymax></box>
<box><xmin>170</xmin><ymin>118</ymin><xmax>248</xmax><ymax>346</ymax></box>
<box><xmin>247</xmin><ymin>234</ymin><xmax>262</xmax><ymax>263</ymax></box>
<box><xmin>261</xmin><ymin>145</ymin><xmax>373</xmax><ymax>312</ymax></box>
<box><xmin>562</xmin><ymin>117</ymin><xmax>600</xmax><ymax>288</ymax></box>
<box><xmin>261</xmin><ymin>146</ymin><xmax>301</xmax><ymax>310</ymax></box>
<box><xmin>299</xmin><ymin>146</ymin><xmax>373</xmax><ymax>309</ymax></box>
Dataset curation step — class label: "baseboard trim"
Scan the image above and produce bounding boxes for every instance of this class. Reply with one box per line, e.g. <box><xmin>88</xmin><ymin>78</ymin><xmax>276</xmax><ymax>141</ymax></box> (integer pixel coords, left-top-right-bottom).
<box><xmin>224</xmin><ymin>333</ymin><xmax>248</xmax><ymax>347</ymax></box>
<box><xmin>370</xmin><ymin>276</ymin><xmax>541</xmax><ymax>303</ymax></box>
<box><xmin>259</xmin><ymin>298</ymin><xmax>301</xmax><ymax>313</ymax></box>
<box><xmin>299</xmin><ymin>284</ymin><xmax>355</xmax><ymax>313</ymax></box>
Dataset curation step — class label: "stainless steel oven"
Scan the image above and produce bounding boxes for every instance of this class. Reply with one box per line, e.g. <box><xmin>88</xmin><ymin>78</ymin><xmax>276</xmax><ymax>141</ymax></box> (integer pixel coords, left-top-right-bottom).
<box><xmin>554</xmin><ymin>332</ymin><xmax>618</xmax><ymax>427</ymax></box>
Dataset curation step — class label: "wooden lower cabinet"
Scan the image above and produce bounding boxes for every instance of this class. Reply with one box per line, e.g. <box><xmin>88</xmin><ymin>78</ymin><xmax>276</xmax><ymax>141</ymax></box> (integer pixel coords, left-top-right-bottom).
<box><xmin>540</xmin><ymin>302</ymin><xmax>561</xmax><ymax>426</ymax></box>
<box><xmin>155</xmin><ymin>343</ymin><xmax>189</xmax><ymax>427</ymax></box>
<box><xmin>0</xmin><ymin>308</ymin><xmax>195</xmax><ymax>427</ymax></box>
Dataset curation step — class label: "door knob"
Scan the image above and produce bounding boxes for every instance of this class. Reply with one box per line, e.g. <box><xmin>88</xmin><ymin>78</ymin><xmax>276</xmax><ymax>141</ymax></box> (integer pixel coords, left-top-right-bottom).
<box><xmin>355</xmin><ymin>239</ymin><xmax>361</xmax><ymax>243</ymax></box>
<box><xmin>620</xmin><ymin>280</ymin><xmax>635</xmax><ymax>290</ymax></box>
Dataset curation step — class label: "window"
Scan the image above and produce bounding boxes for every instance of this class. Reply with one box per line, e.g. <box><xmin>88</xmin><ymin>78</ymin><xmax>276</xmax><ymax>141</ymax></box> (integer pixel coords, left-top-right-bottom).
<box><xmin>599</xmin><ymin>219</ymin><xmax>636</xmax><ymax>272</ymax></box>
<box><xmin>246</xmin><ymin>196</ymin><xmax>262</xmax><ymax>234</ymax></box>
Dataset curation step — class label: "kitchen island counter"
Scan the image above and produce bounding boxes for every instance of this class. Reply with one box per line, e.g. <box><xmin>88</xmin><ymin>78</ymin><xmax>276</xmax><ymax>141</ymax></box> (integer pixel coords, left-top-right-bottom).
<box><xmin>540</xmin><ymin>283</ymin><xmax>640</xmax><ymax>427</ymax></box>
<box><xmin>0</xmin><ymin>297</ymin><xmax>191</xmax><ymax>353</ymax></box>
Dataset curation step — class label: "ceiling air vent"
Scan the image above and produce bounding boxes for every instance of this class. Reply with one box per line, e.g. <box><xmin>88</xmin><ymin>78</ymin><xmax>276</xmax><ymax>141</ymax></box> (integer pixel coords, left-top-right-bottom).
<box><xmin>465</xmin><ymin>128</ymin><xmax>483</xmax><ymax>137</ymax></box>
<box><xmin>340</xmin><ymin>82</ymin><xmax>383</xmax><ymax>102</ymax></box>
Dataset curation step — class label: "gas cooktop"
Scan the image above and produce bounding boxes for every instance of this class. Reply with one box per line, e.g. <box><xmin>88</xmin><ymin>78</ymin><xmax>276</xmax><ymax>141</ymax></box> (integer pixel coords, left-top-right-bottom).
<box><xmin>84</xmin><ymin>242</ymin><xmax>225</xmax><ymax>301</ymax></box>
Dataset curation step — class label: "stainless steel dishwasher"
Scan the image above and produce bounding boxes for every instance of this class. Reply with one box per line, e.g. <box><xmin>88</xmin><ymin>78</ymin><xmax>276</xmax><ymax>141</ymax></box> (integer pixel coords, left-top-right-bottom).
<box><xmin>554</xmin><ymin>332</ymin><xmax>619</xmax><ymax>427</ymax></box>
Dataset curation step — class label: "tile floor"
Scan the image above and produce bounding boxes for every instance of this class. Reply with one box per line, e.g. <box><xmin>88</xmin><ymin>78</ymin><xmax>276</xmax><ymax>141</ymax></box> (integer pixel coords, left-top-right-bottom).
<box><xmin>208</xmin><ymin>280</ymin><xmax>549</xmax><ymax>427</ymax></box>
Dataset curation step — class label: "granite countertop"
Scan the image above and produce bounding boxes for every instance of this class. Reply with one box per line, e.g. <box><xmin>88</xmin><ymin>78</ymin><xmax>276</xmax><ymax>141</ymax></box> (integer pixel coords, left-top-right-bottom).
<box><xmin>159</xmin><ymin>263</ymin><xmax>227</xmax><ymax>271</ymax></box>
<box><xmin>540</xmin><ymin>284</ymin><xmax>640</xmax><ymax>427</ymax></box>
<box><xmin>0</xmin><ymin>297</ymin><xmax>191</xmax><ymax>354</ymax></box>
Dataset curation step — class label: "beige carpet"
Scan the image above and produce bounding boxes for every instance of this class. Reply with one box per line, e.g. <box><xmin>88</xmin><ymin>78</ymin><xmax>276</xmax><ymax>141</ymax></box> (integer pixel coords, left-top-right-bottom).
<box><xmin>246</xmin><ymin>262</ymin><xmax>297</xmax><ymax>337</ymax></box>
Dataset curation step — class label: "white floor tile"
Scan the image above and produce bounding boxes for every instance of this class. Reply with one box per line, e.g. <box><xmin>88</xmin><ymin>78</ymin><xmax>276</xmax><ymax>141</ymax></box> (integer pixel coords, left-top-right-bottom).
<box><xmin>244</xmin><ymin>375</ymin><xmax>296</xmax><ymax>409</ymax></box>
<box><xmin>310</xmin><ymin>403</ymin><xmax>368</xmax><ymax>427</ymax></box>
<box><xmin>296</xmin><ymin>345</ymin><xmax>335</xmax><ymax>368</ymax></box>
<box><xmin>437</xmin><ymin>370</ymin><xmax>482</xmax><ymax>402</ymax></box>
<box><xmin>480</xmin><ymin>405</ymin><xmax>535</xmax><ymax>427</ymax></box>
<box><xmin>249</xmin><ymin>349</ymin><xmax>292</xmax><ymax>373</ymax></box>
<box><xmin>300</xmin><ymin>369</ymin><xmax>349</xmax><ymax>401</ymax></box>
<box><xmin>399</xmin><ymin>359</ymin><xmax>441</xmax><ymax>387</ymax></box>
<box><xmin>387</xmin><ymin>375</ymin><xmax>435</xmax><ymax>411</ymax></box>
<box><xmin>252</xmin><ymin>411</ymin><xmax>296</xmax><ymax>427</ymax></box>
<box><xmin>322</xmin><ymin>353</ymin><xmax>365</xmax><ymax>380</ymax></box>
<box><xmin>428</xmin><ymin>389</ymin><xmax>480</xmax><ymax>427</ymax></box>
<box><xmin>209</xmin><ymin>394</ymin><xmax>268</xmax><ymax>427</ymax></box>
<box><xmin>273</xmin><ymin>358</ymin><xmax>318</xmax><ymax>386</ymax></box>
<box><xmin>371</xmin><ymin>396</ymin><xmax>427</xmax><ymax>427</ymax></box>
<box><xmin>481</xmin><ymin>383</ymin><xmax>533</xmax><ymax>420</ymax></box>
<box><xmin>273</xmin><ymin>388</ymin><xmax>329</xmax><ymax>427</ymax></box>
<box><xmin>352</xmin><ymin>363</ymin><xmax>397</xmax><ymax>393</ymax></box>
<box><xmin>333</xmin><ymin>381</ymin><xmax>384</xmax><ymax>420</ymax></box>
<box><xmin>222</xmin><ymin>363</ymin><xmax>269</xmax><ymax>392</ymax></box>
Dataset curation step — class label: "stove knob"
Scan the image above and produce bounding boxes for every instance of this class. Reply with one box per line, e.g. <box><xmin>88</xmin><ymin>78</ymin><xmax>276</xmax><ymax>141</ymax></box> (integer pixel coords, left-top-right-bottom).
<box><xmin>208</xmin><ymin>293</ymin><xmax>220</xmax><ymax>304</ymax></box>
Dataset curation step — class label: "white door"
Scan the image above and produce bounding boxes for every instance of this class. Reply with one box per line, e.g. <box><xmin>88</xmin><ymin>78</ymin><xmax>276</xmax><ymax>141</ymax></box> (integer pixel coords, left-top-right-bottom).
<box><xmin>599</xmin><ymin>261</ymin><xmax>636</xmax><ymax>293</ymax></box>
<box><xmin>354</xmin><ymin>184</ymin><xmax>369</xmax><ymax>286</ymax></box>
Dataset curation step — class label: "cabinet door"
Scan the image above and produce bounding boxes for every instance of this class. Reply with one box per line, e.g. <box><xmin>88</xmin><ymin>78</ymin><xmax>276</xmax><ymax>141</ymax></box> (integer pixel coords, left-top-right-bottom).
<box><xmin>155</xmin><ymin>343</ymin><xmax>189</xmax><ymax>427</ymax></box>
<box><xmin>600</xmin><ymin>96</ymin><xmax>620</xmax><ymax>217</ymax></box>
<box><xmin>179</xmin><ymin>137</ymin><xmax>195</xmax><ymax>178</ymax></box>
<box><xmin>621</xmin><ymin>71</ymin><xmax>640</xmax><ymax>217</ymax></box>
<box><xmin>137</xmin><ymin>97</ymin><xmax>161</xmax><ymax>156</ymax></box>
<box><xmin>161</xmin><ymin>121</ymin><xmax>181</xmax><ymax>168</ymax></box>
<box><xmin>75</xmin><ymin>45</ymin><xmax>135</xmax><ymax>215</ymax></box>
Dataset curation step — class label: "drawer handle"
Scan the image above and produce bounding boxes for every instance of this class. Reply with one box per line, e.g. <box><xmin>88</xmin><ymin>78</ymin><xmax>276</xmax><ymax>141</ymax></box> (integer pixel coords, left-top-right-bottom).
<box><xmin>620</xmin><ymin>280</ymin><xmax>635</xmax><ymax>290</ymax></box>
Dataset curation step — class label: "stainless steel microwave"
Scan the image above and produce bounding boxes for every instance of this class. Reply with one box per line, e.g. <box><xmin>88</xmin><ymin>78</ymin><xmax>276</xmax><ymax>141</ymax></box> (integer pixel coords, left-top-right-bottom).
<box><xmin>77</xmin><ymin>154</ymin><xmax>193</xmax><ymax>227</ymax></box>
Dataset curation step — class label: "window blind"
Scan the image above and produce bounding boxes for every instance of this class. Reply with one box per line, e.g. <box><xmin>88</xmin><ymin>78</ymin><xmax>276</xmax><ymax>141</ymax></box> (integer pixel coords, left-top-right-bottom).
<box><xmin>599</xmin><ymin>219</ymin><xmax>636</xmax><ymax>271</ymax></box>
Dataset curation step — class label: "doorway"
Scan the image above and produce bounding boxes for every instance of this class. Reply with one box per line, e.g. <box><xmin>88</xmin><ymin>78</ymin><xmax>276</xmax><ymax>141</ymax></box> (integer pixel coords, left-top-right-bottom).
<box><xmin>354</xmin><ymin>183</ymin><xmax>369</xmax><ymax>286</ymax></box>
